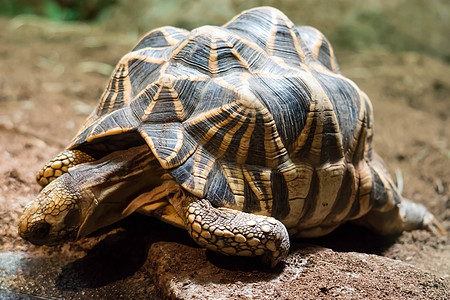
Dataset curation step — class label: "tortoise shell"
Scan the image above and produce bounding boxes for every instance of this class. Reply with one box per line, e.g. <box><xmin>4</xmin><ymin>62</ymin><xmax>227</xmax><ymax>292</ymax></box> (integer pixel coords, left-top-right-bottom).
<box><xmin>69</xmin><ymin>7</ymin><xmax>400</xmax><ymax>237</ymax></box>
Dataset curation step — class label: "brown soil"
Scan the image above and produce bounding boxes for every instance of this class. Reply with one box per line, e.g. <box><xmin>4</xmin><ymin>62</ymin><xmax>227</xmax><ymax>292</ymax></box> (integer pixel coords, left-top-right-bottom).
<box><xmin>0</xmin><ymin>17</ymin><xmax>449</xmax><ymax>298</ymax></box>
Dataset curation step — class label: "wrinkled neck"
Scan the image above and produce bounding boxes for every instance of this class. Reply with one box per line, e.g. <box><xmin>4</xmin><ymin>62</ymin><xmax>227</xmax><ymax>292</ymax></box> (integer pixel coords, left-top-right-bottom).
<box><xmin>68</xmin><ymin>145</ymin><xmax>165</xmax><ymax>237</ymax></box>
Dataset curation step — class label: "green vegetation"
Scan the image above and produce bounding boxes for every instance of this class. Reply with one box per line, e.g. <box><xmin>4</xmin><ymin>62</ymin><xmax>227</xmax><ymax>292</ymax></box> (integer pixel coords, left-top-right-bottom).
<box><xmin>0</xmin><ymin>0</ymin><xmax>117</xmax><ymax>21</ymax></box>
<box><xmin>1</xmin><ymin>0</ymin><xmax>448</xmax><ymax>60</ymax></box>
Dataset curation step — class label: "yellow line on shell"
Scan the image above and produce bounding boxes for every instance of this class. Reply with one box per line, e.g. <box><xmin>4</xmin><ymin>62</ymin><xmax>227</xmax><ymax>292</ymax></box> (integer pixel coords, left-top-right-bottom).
<box><xmin>208</xmin><ymin>38</ymin><xmax>219</xmax><ymax>74</ymax></box>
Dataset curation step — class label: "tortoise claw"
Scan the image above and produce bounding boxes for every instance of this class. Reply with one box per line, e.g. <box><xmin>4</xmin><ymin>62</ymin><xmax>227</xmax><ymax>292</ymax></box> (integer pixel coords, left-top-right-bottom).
<box><xmin>399</xmin><ymin>198</ymin><xmax>446</xmax><ymax>235</ymax></box>
<box><xmin>422</xmin><ymin>211</ymin><xmax>446</xmax><ymax>235</ymax></box>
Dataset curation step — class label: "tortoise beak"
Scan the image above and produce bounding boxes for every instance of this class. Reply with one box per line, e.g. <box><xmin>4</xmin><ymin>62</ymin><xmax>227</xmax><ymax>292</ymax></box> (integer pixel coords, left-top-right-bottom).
<box><xmin>18</xmin><ymin>220</ymin><xmax>51</xmax><ymax>245</ymax></box>
<box><xmin>19</xmin><ymin>220</ymin><xmax>77</xmax><ymax>246</ymax></box>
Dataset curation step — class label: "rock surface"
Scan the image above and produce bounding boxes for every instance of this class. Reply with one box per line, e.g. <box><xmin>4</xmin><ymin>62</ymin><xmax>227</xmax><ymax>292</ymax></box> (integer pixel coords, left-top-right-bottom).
<box><xmin>3</xmin><ymin>219</ymin><xmax>448</xmax><ymax>299</ymax></box>
<box><xmin>148</xmin><ymin>242</ymin><xmax>449</xmax><ymax>299</ymax></box>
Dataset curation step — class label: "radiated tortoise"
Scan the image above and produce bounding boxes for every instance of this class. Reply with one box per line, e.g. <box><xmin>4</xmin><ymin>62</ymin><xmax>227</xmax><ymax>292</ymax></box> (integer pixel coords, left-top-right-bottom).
<box><xmin>18</xmin><ymin>7</ymin><xmax>444</xmax><ymax>267</ymax></box>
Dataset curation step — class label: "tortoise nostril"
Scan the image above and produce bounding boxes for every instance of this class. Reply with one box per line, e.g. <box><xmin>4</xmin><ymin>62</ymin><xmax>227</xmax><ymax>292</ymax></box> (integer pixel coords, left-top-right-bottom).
<box><xmin>33</xmin><ymin>222</ymin><xmax>51</xmax><ymax>239</ymax></box>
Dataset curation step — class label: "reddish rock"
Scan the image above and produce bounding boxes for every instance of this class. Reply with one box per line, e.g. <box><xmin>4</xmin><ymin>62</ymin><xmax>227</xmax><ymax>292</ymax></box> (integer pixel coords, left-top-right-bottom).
<box><xmin>148</xmin><ymin>242</ymin><xmax>449</xmax><ymax>299</ymax></box>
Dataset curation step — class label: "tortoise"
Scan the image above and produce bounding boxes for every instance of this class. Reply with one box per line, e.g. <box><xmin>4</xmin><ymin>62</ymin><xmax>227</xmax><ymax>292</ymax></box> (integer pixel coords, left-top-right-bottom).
<box><xmin>18</xmin><ymin>7</ymin><xmax>444</xmax><ymax>267</ymax></box>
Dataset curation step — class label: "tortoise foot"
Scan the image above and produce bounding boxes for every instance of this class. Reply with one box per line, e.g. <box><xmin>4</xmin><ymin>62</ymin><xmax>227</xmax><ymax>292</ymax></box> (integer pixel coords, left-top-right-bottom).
<box><xmin>183</xmin><ymin>198</ymin><xmax>290</xmax><ymax>267</ymax></box>
<box><xmin>400</xmin><ymin>198</ymin><xmax>446</xmax><ymax>235</ymax></box>
<box><xmin>36</xmin><ymin>150</ymin><xmax>95</xmax><ymax>187</ymax></box>
<box><xmin>421</xmin><ymin>210</ymin><xmax>446</xmax><ymax>235</ymax></box>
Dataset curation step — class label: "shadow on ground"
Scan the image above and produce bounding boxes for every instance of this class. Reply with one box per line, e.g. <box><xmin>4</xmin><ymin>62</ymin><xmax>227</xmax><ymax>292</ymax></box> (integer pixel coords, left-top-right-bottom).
<box><xmin>53</xmin><ymin>215</ymin><xmax>398</xmax><ymax>290</ymax></box>
<box><xmin>299</xmin><ymin>222</ymin><xmax>400</xmax><ymax>255</ymax></box>
<box><xmin>55</xmin><ymin>214</ymin><xmax>194</xmax><ymax>290</ymax></box>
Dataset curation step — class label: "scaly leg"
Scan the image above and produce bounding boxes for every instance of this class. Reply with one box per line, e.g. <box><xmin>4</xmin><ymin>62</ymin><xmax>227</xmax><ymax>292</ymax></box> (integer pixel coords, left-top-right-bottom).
<box><xmin>179</xmin><ymin>197</ymin><xmax>290</xmax><ymax>267</ymax></box>
<box><xmin>36</xmin><ymin>150</ymin><xmax>95</xmax><ymax>187</ymax></box>
<box><xmin>355</xmin><ymin>198</ymin><xmax>446</xmax><ymax>235</ymax></box>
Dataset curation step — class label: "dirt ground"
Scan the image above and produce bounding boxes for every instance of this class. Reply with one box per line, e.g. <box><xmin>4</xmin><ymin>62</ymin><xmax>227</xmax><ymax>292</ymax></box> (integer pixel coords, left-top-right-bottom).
<box><xmin>0</xmin><ymin>17</ymin><xmax>449</xmax><ymax>298</ymax></box>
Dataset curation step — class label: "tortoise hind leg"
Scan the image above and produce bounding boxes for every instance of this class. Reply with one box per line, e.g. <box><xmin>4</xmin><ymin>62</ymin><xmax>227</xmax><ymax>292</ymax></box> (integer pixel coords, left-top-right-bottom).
<box><xmin>355</xmin><ymin>198</ymin><xmax>446</xmax><ymax>235</ymax></box>
<box><xmin>399</xmin><ymin>198</ymin><xmax>445</xmax><ymax>234</ymax></box>
<box><xmin>356</xmin><ymin>154</ymin><xmax>445</xmax><ymax>235</ymax></box>
<box><xmin>178</xmin><ymin>196</ymin><xmax>290</xmax><ymax>267</ymax></box>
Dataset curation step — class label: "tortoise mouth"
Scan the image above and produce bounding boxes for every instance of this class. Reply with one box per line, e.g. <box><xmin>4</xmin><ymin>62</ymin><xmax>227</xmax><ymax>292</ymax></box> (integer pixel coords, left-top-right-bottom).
<box><xmin>19</xmin><ymin>221</ymin><xmax>51</xmax><ymax>245</ymax></box>
<box><xmin>19</xmin><ymin>218</ymin><xmax>79</xmax><ymax>246</ymax></box>
<box><xmin>23</xmin><ymin>228</ymin><xmax>78</xmax><ymax>246</ymax></box>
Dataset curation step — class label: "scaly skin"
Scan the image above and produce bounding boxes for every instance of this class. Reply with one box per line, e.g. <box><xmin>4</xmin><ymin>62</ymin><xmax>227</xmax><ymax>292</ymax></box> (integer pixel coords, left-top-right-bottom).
<box><xmin>182</xmin><ymin>198</ymin><xmax>290</xmax><ymax>267</ymax></box>
<box><xmin>19</xmin><ymin>175</ymin><xmax>83</xmax><ymax>245</ymax></box>
<box><xmin>20</xmin><ymin>150</ymin><xmax>95</xmax><ymax>244</ymax></box>
<box><xmin>36</xmin><ymin>150</ymin><xmax>95</xmax><ymax>187</ymax></box>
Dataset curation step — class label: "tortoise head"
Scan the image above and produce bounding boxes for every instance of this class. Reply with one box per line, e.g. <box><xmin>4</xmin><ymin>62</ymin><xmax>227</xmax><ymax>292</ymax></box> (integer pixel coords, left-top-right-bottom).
<box><xmin>18</xmin><ymin>174</ymin><xmax>84</xmax><ymax>245</ymax></box>
<box><xmin>19</xmin><ymin>145</ymin><xmax>166</xmax><ymax>245</ymax></box>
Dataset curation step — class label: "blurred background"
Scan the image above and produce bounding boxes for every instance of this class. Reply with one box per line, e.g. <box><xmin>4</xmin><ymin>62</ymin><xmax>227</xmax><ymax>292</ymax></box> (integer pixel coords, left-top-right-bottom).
<box><xmin>1</xmin><ymin>0</ymin><xmax>449</xmax><ymax>60</ymax></box>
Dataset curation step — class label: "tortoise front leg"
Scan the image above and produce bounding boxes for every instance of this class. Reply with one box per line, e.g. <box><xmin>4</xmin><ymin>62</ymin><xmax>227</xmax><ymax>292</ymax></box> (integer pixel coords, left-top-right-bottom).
<box><xmin>182</xmin><ymin>197</ymin><xmax>290</xmax><ymax>267</ymax></box>
<box><xmin>36</xmin><ymin>150</ymin><xmax>95</xmax><ymax>187</ymax></box>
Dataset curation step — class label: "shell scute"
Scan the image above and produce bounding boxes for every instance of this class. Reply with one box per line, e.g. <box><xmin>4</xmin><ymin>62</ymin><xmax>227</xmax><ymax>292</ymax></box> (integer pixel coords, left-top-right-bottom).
<box><xmin>171</xmin><ymin>147</ymin><xmax>216</xmax><ymax>198</ymax></box>
<box><xmin>128</xmin><ymin>57</ymin><xmax>164</xmax><ymax>98</ymax></box>
<box><xmin>133</xmin><ymin>26</ymin><xmax>189</xmax><ymax>51</ymax></box>
<box><xmin>141</xmin><ymin>79</ymin><xmax>186</xmax><ymax>123</ymax></box>
<box><xmin>247</xmin><ymin>75</ymin><xmax>311</xmax><ymax>146</ymax></box>
<box><xmin>140</xmin><ymin>122</ymin><xmax>197</xmax><ymax>169</ymax></box>
<box><xmin>171</xmin><ymin>33</ymin><xmax>214</xmax><ymax>75</ymax></box>
<box><xmin>204</xmin><ymin>160</ymin><xmax>236</xmax><ymax>207</ymax></box>
<box><xmin>297</xmin><ymin>26</ymin><xmax>340</xmax><ymax>73</ymax></box>
<box><xmin>224</xmin><ymin>7</ymin><xmax>289</xmax><ymax>52</ymax></box>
